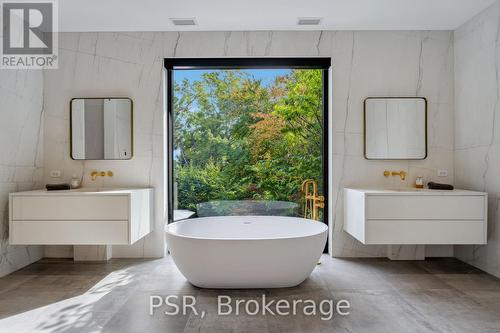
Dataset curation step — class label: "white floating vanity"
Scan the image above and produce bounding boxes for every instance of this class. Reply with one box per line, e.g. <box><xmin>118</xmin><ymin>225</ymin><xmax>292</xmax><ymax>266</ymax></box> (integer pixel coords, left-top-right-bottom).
<box><xmin>9</xmin><ymin>188</ymin><xmax>153</xmax><ymax>245</ymax></box>
<box><xmin>344</xmin><ymin>188</ymin><xmax>487</xmax><ymax>245</ymax></box>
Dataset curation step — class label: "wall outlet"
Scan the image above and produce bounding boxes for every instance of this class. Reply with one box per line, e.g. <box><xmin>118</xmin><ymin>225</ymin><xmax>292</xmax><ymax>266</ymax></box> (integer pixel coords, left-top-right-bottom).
<box><xmin>50</xmin><ymin>170</ymin><xmax>62</xmax><ymax>178</ymax></box>
<box><xmin>437</xmin><ymin>169</ymin><xmax>448</xmax><ymax>177</ymax></box>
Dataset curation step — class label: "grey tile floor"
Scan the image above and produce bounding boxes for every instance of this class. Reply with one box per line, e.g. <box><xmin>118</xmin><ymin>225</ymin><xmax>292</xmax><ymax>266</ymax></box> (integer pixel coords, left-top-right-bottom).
<box><xmin>0</xmin><ymin>255</ymin><xmax>499</xmax><ymax>333</ymax></box>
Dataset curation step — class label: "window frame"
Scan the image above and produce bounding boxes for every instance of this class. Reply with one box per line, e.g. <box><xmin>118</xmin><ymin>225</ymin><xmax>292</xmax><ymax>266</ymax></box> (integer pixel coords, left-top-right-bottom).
<box><xmin>164</xmin><ymin>57</ymin><xmax>331</xmax><ymax>230</ymax></box>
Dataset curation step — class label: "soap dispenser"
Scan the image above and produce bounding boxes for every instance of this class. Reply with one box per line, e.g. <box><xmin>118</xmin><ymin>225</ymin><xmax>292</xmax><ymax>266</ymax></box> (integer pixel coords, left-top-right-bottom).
<box><xmin>415</xmin><ymin>176</ymin><xmax>424</xmax><ymax>189</ymax></box>
<box><xmin>71</xmin><ymin>174</ymin><xmax>81</xmax><ymax>189</ymax></box>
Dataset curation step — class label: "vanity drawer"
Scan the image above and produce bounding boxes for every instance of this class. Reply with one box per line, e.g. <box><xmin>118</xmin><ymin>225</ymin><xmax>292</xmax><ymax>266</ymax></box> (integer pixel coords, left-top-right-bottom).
<box><xmin>366</xmin><ymin>195</ymin><xmax>485</xmax><ymax>220</ymax></box>
<box><xmin>365</xmin><ymin>219</ymin><xmax>486</xmax><ymax>244</ymax></box>
<box><xmin>10</xmin><ymin>220</ymin><xmax>129</xmax><ymax>244</ymax></box>
<box><xmin>11</xmin><ymin>195</ymin><xmax>129</xmax><ymax>220</ymax></box>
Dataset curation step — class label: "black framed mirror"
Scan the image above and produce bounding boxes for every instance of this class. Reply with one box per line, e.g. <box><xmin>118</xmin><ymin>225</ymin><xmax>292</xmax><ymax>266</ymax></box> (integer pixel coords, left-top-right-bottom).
<box><xmin>364</xmin><ymin>97</ymin><xmax>427</xmax><ymax>160</ymax></box>
<box><xmin>70</xmin><ymin>98</ymin><xmax>133</xmax><ymax>160</ymax></box>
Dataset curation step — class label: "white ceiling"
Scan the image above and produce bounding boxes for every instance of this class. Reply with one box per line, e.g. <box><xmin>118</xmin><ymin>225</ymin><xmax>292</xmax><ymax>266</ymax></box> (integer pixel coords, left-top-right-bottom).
<box><xmin>59</xmin><ymin>0</ymin><xmax>497</xmax><ymax>32</ymax></box>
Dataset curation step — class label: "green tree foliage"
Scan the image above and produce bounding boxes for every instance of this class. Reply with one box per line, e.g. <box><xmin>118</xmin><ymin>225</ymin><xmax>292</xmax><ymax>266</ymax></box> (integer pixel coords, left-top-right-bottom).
<box><xmin>174</xmin><ymin>69</ymin><xmax>323</xmax><ymax>212</ymax></box>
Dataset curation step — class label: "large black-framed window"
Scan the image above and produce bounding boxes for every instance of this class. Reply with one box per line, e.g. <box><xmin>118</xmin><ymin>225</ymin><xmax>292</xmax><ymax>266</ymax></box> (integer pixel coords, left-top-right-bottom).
<box><xmin>165</xmin><ymin>57</ymin><xmax>331</xmax><ymax>229</ymax></box>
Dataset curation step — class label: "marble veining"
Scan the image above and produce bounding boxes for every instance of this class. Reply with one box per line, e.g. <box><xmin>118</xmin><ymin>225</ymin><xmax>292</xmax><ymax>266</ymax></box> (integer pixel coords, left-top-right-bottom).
<box><xmin>42</xmin><ymin>30</ymin><xmax>455</xmax><ymax>260</ymax></box>
<box><xmin>0</xmin><ymin>70</ymin><xmax>44</xmax><ymax>277</ymax></box>
<box><xmin>454</xmin><ymin>0</ymin><xmax>500</xmax><ymax>278</ymax></box>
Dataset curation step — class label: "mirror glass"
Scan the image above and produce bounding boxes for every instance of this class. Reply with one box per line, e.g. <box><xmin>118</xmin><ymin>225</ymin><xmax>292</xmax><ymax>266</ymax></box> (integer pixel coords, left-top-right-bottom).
<box><xmin>364</xmin><ymin>97</ymin><xmax>426</xmax><ymax>160</ymax></box>
<box><xmin>71</xmin><ymin>98</ymin><xmax>132</xmax><ymax>160</ymax></box>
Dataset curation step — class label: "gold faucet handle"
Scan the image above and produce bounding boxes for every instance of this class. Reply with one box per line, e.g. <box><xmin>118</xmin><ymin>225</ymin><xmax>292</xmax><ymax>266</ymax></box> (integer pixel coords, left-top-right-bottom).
<box><xmin>384</xmin><ymin>170</ymin><xmax>407</xmax><ymax>180</ymax></box>
<box><xmin>90</xmin><ymin>170</ymin><xmax>113</xmax><ymax>181</ymax></box>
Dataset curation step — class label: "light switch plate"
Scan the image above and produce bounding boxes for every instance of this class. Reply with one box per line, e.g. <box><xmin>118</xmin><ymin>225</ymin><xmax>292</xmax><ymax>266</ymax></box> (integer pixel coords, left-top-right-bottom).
<box><xmin>437</xmin><ymin>169</ymin><xmax>448</xmax><ymax>177</ymax></box>
<box><xmin>50</xmin><ymin>170</ymin><xmax>61</xmax><ymax>178</ymax></box>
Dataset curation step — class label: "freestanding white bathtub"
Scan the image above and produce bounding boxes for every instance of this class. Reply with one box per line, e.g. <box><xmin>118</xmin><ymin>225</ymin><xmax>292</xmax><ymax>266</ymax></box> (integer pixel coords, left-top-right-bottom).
<box><xmin>166</xmin><ymin>216</ymin><xmax>328</xmax><ymax>289</ymax></box>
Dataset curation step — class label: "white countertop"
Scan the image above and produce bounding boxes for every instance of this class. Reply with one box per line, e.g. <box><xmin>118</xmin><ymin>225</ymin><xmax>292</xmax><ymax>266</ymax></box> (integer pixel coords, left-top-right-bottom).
<box><xmin>10</xmin><ymin>188</ymin><xmax>153</xmax><ymax>196</ymax></box>
<box><xmin>345</xmin><ymin>187</ymin><xmax>487</xmax><ymax>195</ymax></box>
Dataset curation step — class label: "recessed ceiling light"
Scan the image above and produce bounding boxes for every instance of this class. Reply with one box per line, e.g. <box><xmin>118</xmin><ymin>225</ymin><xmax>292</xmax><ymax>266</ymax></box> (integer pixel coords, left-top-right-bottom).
<box><xmin>170</xmin><ymin>18</ymin><xmax>197</xmax><ymax>26</ymax></box>
<box><xmin>297</xmin><ymin>17</ymin><xmax>322</xmax><ymax>26</ymax></box>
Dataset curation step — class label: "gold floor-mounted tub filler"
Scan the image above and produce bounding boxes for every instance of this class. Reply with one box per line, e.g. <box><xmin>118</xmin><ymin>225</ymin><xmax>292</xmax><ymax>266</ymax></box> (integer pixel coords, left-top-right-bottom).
<box><xmin>301</xmin><ymin>179</ymin><xmax>324</xmax><ymax>221</ymax></box>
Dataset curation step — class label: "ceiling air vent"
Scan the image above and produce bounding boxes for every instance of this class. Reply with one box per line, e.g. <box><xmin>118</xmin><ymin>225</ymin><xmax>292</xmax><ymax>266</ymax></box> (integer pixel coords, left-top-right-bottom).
<box><xmin>170</xmin><ymin>18</ymin><xmax>197</xmax><ymax>26</ymax></box>
<box><xmin>297</xmin><ymin>17</ymin><xmax>322</xmax><ymax>26</ymax></box>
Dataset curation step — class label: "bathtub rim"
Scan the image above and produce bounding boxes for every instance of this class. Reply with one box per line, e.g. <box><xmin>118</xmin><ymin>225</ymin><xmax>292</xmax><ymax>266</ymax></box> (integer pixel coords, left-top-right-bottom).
<box><xmin>166</xmin><ymin>215</ymin><xmax>328</xmax><ymax>241</ymax></box>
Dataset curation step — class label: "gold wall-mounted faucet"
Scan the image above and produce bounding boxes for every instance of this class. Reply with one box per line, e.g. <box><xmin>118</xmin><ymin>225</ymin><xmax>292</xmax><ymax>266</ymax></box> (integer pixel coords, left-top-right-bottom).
<box><xmin>90</xmin><ymin>170</ymin><xmax>114</xmax><ymax>181</ymax></box>
<box><xmin>384</xmin><ymin>170</ymin><xmax>407</xmax><ymax>181</ymax></box>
